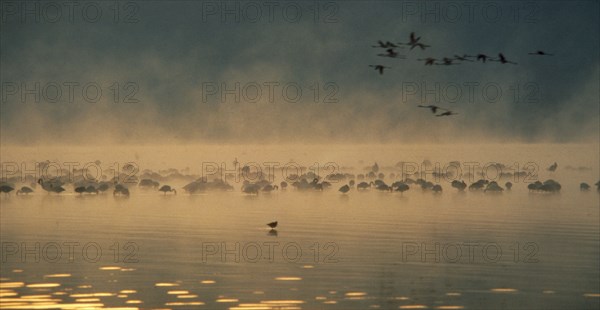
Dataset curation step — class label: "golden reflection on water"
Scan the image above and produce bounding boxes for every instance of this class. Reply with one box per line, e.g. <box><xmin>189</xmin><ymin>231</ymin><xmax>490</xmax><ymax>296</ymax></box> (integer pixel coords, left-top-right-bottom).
<box><xmin>3</xmin><ymin>270</ymin><xmax>596</xmax><ymax>309</ymax></box>
<box><xmin>1</xmin><ymin>144</ymin><xmax>598</xmax><ymax>309</ymax></box>
<box><xmin>490</xmin><ymin>288</ymin><xmax>518</xmax><ymax>293</ymax></box>
<box><xmin>44</xmin><ymin>274</ymin><xmax>71</xmax><ymax>278</ymax></box>
<box><xmin>154</xmin><ymin>283</ymin><xmax>179</xmax><ymax>287</ymax></box>
<box><xmin>274</xmin><ymin>277</ymin><xmax>302</xmax><ymax>281</ymax></box>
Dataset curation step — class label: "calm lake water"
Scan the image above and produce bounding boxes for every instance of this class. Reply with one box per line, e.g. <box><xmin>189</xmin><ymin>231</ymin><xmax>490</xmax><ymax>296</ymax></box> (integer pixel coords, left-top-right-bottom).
<box><xmin>1</xmin><ymin>144</ymin><xmax>599</xmax><ymax>309</ymax></box>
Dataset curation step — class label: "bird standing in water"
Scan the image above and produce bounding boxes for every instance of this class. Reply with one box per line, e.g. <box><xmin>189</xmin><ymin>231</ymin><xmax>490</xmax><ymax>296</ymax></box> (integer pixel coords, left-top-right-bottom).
<box><xmin>159</xmin><ymin>185</ymin><xmax>177</xmax><ymax>195</ymax></box>
<box><xmin>1</xmin><ymin>185</ymin><xmax>14</xmax><ymax>195</ymax></box>
<box><xmin>339</xmin><ymin>184</ymin><xmax>350</xmax><ymax>193</ymax></box>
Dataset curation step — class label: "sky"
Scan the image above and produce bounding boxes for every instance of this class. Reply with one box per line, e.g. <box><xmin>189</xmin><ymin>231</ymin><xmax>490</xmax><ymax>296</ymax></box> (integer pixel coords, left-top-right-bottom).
<box><xmin>1</xmin><ymin>0</ymin><xmax>599</xmax><ymax>145</ymax></box>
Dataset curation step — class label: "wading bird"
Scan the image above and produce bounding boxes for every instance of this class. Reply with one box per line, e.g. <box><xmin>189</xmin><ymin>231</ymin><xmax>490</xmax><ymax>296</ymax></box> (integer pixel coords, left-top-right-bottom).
<box><xmin>580</xmin><ymin>183</ymin><xmax>590</xmax><ymax>191</ymax></box>
<box><xmin>418</xmin><ymin>105</ymin><xmax>446</xmax><ymax>114</ymax></box>
<box><xmin>159</xmin><ymin>185</ymin><xmax>177</xmax><ymax>195</ymax></box>
<box><xmin>16</xmin><ymin>186</ymin><xmax>34</xmax><ymax>195</ymax></box>
<box><xmin>357</xmin><ymin>181</ymin><xmax>371</xmax><ymax>190</ymax></box>
<box><xmin>113</xmin><ymin>184</ymin><xmax>130</xmax><ymax>196</ymax></box>
<box><xmin>339</xmin><ymin>184</ymin><xmax>350</xmax><ymax>194</ymax></box>
<box><xmin>394</xmin><ymin>182</ymin><xmax>410</xmax><ymax>195</ymax></box>
<box><xmin>38</xmin><ymin>179</ymin><xmax>65</xmax><ymax>194</ymax></box>
<box><xmin>451</xmin><ymin>180</ymin><xmax>467</xmax><ymax>191</ymax></box>
<box><xmin>0</xmin><ymin>185</ymin><xmax>14</xmax><ymax>195</ymax></box>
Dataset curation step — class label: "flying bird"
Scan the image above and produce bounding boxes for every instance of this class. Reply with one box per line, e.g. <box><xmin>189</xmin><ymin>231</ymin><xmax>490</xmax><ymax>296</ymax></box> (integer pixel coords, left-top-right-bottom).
<box><xmin>454</xmin><ymin>54</ymin><xmax>474</xmax><ymax>62</ymax></box>
<box><xmin>411</xmin><ymin>42</ymin><xmax>430</xmax><ymax>50</ymax></box>
<box><xmin>436</xmin><ymin>111</ymin><xmax>458</xmax><ymax>117</ymax></box>
<box><xmin>372</xmin><ymin>40</ymin><xmax>400</xmax><ymax>48</ymax></box>
<box><xmin>436</xmin><ymin>57</ymin><xmax>459</xmax><ymax>66</ymax></box>
<box><xmin>528</xmin><ymin>50</ymin><xmax>553</xmax><ymax>56</ymax></box>
<box><xmin>418</xmin><ymin>57</ymin><xmax>436</xmax><ymax>65</ymax></box>
<box><xmin>369</xmin><ymin>65</ymin><xmax>390</xmax><ymax>75</ymax></box>
<box><xmin>404</xmin><ymin>32</ymin><xmax>420</xmax><ymax>45</ymax></box>
<box><xmin>493</xmin><ymin>53</ymin><xmax>517</xmax><ymax>64</ymax></box>
<box><xmin>400</xmin><ymin>32</ymin><xmax>430</xmax><ymax>50</ymax></box>
<box><xmin>474</xmin><ymin>54</ymin><xmax>492</xmax><ymax>63</ymax></box>
<box><xmin>377</xmin><ymin>48</ymin><xmax>404</xmax><ymax>59</ymax></box>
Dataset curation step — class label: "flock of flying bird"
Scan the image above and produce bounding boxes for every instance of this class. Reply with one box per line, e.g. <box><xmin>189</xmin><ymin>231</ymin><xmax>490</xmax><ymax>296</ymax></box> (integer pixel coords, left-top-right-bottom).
<box><xmin>369</xmin><ymin>32</ymin><xmax>554</xmax><ymax>117</ymax></box>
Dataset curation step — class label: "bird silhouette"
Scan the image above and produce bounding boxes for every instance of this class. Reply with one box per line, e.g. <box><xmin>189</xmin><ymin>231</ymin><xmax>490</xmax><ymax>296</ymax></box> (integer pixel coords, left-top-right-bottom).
<box><xmin>372</xmin><ymin>40</ymin><xmax>400</xmax><ymax>48</ymax></box>
<box><xmin>454</xmin><ymin>54</ymin><xmax>474</xmax><ymax>62</ymax></box>
<box><xmin>339</xmin><ymin>184</ymin><xmax>350</xmax><ymax>193</ymax></box>
<box><xmin>0</xmin><ymin>185</ymin><xmax>14</xmax><ymax>195</ymax></box>
<box><xmin>16</xmin><ymin>186</ymin><xmax>34</xmax><ymax>195</ymax></box>
<box><xmin>400</xmin><ymin>32</ymin><xmax>421</xmax><ymax>46</ymax></box>
<box><xmin>369</xmin><ymin>65</ymin><xmax>390</xmax><ymax>75</ymax></box>
<box><xmin>436</xmin><ymin>111</ymin><xmax>458</xmax><ymax>117</ymax></box>
<box><xmin>451</xmin><ymin>180</ymin><xmax>467</xmax><ymax>191</ymax></box>
<box><xmin>159</xmin><ymin>185</ymin><xmax>177</xmax><ymax>195</ymax></box>
<box><xmin>377</xmin><ymin>48</ymin><xmax>404</xmax><ymax>59</ymax></box>
<box><xmin>267</xmin><ymin>221</ymin><xmax>278</xmax><ymax>229</ymax></box>
<box><xmin>357</xmin><ymin>181</ymin><xmax>371</xmax><ymax>190</ymax></box>
<box><xmin>547</xmin><ymin>162</ymin><xmax>558</xmax><ymax>172</ymax></box>
<box><xmin>528</xmin><ymin>50</ymin><xmax>553</xmax><ymax>56</ymax></box>
<box><xmin>418</xmin><ymin>105</ymin><xmax>447</xmax><ymax>114</ymax></box>
<box><xmin>411</xmin><ymin>42</ymin><xmax>430</xmax><ymax>50</ymax></box>
<box><xmin>399</xmin><ymin>32</ymin><xmax>430</xmax><ymax>50</ymax></box>
<box><xmin>418</xmin><ymin>57</ymin><xmax>437</xmax><ymax>65</ymax></box>
<box><xmin>394</xmin><ymin>183</ymin><xmax>410</xmax><ymax>195</ymax></box>
<box><xmin>38</xmin><ymin>179</ymin><xmax>65</xmax><ymax>194</ymax></box>
<box><xmin>493</xmin><ymin>53</ymin><xmax>517</xmax><ymax>64</ymax></box>
<box><xmin>474</xmin><ymin>54</ymin><xmax>491</xmax><ymax>63</ymax></box>
<box><xmin>85</xmin><ymin>186</ymin><xmax>98</xmax><ymax>194</ymax></box>
<box><xmin>436</xmin><ymin>57</ymin><xmax>459</xmax><ymax>66</ymax></box>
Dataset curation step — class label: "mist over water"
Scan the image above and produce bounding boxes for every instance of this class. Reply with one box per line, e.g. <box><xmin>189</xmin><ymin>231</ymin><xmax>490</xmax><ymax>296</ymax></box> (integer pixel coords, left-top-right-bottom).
<box><xmin>1</xmin><ymin>0</ymin><xmax>599</xmax><ymax>309</ymax></box>
<box><xmin>1</xmin><ymin>1</ymin><xmax>599</xmax><ymax>144</ymax></box>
